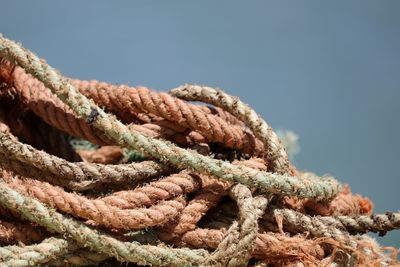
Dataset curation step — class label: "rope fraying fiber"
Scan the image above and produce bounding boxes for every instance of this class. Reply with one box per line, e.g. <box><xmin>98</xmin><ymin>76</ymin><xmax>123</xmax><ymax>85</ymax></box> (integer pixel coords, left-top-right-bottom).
<box><xmin>0</xmin><ymin>34</ymin><xmax>398</xmax><ymax>266</ymax></box>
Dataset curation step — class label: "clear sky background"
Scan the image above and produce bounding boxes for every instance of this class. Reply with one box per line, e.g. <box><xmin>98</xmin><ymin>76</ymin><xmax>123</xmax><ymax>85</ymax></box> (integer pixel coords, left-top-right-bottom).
<box><xmin>1</xmin><ymin>1</ymin><xmax>399</xmax><ymax>247</ymax></box>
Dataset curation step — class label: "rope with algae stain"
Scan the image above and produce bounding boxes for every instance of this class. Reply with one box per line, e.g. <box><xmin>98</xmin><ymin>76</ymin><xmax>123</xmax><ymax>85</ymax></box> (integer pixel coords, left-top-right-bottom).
<box><xmin>0</xmin><ymin>34</ymin><xmax>398</xmax><ymax>266</ymax></box>
<box><xmin>0</xmin><ymin>35</ymin><xmax>341</xmax><ymax>200</ymax></box>
<box><xmin>0</xmin><ymin>178</ymin><xmax>208</xmax><ymax>266</ymax></box>
<box><xmin>170</xmin><ymin>85</ymin><xmax>291</xmax><ymax>174</ymax></box>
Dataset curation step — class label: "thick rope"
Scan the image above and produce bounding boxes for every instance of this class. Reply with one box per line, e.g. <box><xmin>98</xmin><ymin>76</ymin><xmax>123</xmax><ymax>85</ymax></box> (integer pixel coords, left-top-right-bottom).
<box><xmin>0</xmin><ymin>35</ymin><xmax>397</xmax><ymax>266</ymax></box>
<box><xmin>76</xmin><ymin>145</ymin><xmax>123</xmax><ymax>164</ymax></box>
<box><xmin>0</xmin><ymin>62</ymin><xmax>261</xmax><ymax>154</ymax></box>
<box><xmin>102</xmin><ymin>171</ymin><xmax>201</xmax><ymax>209</ymax></box>
<box><xmin>270</xmin><ymin>208</ymin><xmax>400</xmax><ymax>237</ymax></box>
<box><xmin>181</xmin><ymin>229</ymin><xmax>325</xmax><ymax>264</ymax></box>
<box><xmin>0</xmin><ymin>178</ymin><xmax>209</xmax><ymax>266</ymax></box>
<box><xmin>0</xmin><ymin>128</ymin><xmax>171</xmax><ymax>191</ymax></box>
<box><xmin>70</xmin><ymin>79</ymin><xmax>243</xmax><ymax>126</ymax></box>
<box><xmin>170</xmin><ymin>85</ymin><xmax>291</xmax><ymax>174</ymax></box>
<box><xmin>157</xmin><ymin>158</ymin><xmax>266</xmax><ymax>242</ymax></box>
<box><xmin>0</xmin><ymin>237</ymin><xmax>84</xmax><ymax>267</ymax></box>
<box><xmin>75</xmin><ymin>83</ymin><xmax>264</xmax><ymax>155</ymax></box>
<box><xmin>0</xmin><ymin>68</ymin><xmax>204</xmax><ymax>149</ymax></box>
<box><xmin>202</xmin><ymin>184</ymin><xmax>269</xmax><ymax>267</ymax></box>
<box><xmin>3</xmin><ymin>172</ymin><xmax>186</xmax><ymax>231</ymax></box>
<box><xmin>0</xmin><ymin>38</ymin><xmax>341</xmax><ymax>199</ymax></box>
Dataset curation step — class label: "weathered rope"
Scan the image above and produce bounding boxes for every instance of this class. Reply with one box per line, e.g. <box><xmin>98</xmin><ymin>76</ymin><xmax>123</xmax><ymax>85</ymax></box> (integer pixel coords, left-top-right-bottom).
<box><xmin>0</xmin><ymin>37</ymin><xmax>341</xmax><ymax>200</ymax></box>
<box><xmin>70</xmin><ymin>79</ymin><xmax>243</xmax><ymax>126</ymax></box>
<box><xmin>3</xmin><ymin>171</ymin><xmax>186</xmax><ymax>230</ymax></box>
<box><xmin>265</xmin><ymin>207</ymin><xmax>400</xmax><ymax>245</ymax></box>
<box><xmin>0</xmin><ymin>128</ymin><xmax>171</xmax><ymax>191</ymax></box>
<box><xmin>0</xmin><ymin>178</ymin><xmax>209</xmax><ymax>266</ymax></box>
<box><xmin>202</xmin><ymin>184</ymin><xmax>269</xmax><ymax>267</ymax></box>
<box><xmin>181</xmin><ymin>229</ymin><xmax>325</xmax><ymax>264</ymax></box>
<box><xmin>76</xmin><ymin>84</ymin><xmax>264</xmax><ymax>155</ymax></box>
<box><xmin>0</xmin><ymin>68</ymin><xmax>205</xmax><ymax>149</ymax></box>
<box><xmin>170</xmin><ymin>85</ymin><xmax>291</xmax><ymax>174</ymax></box>
<box><xmin>304</xmin><ymin>184</ymin><xmax>373</xmax><ymax>216</ymax></box>
<box><xmin>0</xmin><ymin>62</ymin><xmax>260</xmax><ymax>154</ymax></box>
<box><xmin>0</xmin><ymin>35</ymin><xmax>398</xmax><ymax>266</ymax></box>
<box><xmin>0</xmin><ymin>237</ymin><xmax>84</xmax><ymax>267</ymax></box>
<box><xmin>157</xmin><ymin>158</ymin><xmax>266</xmax><ymax>242</ymax></box>
<box><xmin>102</xmin><ymin>171</ymin><xmax>201</xmax><ymax>209</ymax></box>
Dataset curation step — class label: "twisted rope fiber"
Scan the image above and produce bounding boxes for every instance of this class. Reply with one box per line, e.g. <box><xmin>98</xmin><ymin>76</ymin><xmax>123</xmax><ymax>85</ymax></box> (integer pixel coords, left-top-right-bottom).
<box><xmin>265</xmin><ymin>207</ymin><xmax>400</xmax><ymax>245</ymax></box>
<box><xmin>0</xmin><ymin>35</ymin><xmax>398</xmax><ymax>266</ymax></box>
<box><xmin>3</xmin><ymin>171</ymin><xmax>186</xmax><ymax>231</ymax></box>
<box><xmin>69</xmin><ymin>79</ymin><xmax>243</xmax><ymax>126</ymax></box>
<box><xmin>0</xmin><ymin>237</ymin><xmax>108</xmax><ymax>266</ymax></box>
<box><xmin>0</xmin><ymin>178</ymin><xmax>209</xmax><ymax>266</ymax></box>
<box><xmin>102</xmin><ymin>171</ymin><xmax>201</xmax><ymax>209</ymax></box>
<box><xmin>0</xmin><ymin>124</ymin><xmax>202</xmax><ymax>208</ymax></box>
<box><xmin>0</xmin><ymin>35</ymin><xmax>341</xmax><ymax>200</ymax></box>
<box><xmin>170</xmin><ymin>85</ymin><xmax>291</xmax><ymax>174</ymax></box>
<box><xmin>0</xmin><ymin>128</ymin><xmax>171</xmax><ymax>191</ymax></box>
<box><xmin>180</xmin><ymin>229</ymin><xmax>325</xmax><ymax>264</ymax></box>
<box><xmin>0</xmin><ymin>65</ymin><xmax>206</xmax><ymax>149</ymax></box>
<box><xmin>0</xmin><ymin>62</ymin><xmax>257</xmax><ymax>153</ymax></box>
<box><xmin>73</xmin><ymin>80</ymin><xmax>265</xmax><ymax>155</ymax></box>
<box><xmin>157</xmin><ymin>158</ymin><xmax>266</xmax><ymax>242</ymax></box>
<box><xmin>202</xmin><ymin>184</ymin><xmax>269</xmax><ymax>267</ymax></box>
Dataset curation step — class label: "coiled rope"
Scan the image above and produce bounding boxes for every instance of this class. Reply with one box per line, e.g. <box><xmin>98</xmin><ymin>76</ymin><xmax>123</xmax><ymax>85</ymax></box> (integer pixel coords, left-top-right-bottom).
<box><xmin>0</xmin><ymin>34</ymin><xmax>398</xmax><ymax>266</ymax></box>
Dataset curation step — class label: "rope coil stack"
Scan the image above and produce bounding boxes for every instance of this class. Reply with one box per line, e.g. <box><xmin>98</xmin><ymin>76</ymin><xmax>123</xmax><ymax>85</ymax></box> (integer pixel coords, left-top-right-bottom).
<box><xmin>0</xmin><ymin>34</ymin><xmax>398</xmax><ymax>266</ymax></box>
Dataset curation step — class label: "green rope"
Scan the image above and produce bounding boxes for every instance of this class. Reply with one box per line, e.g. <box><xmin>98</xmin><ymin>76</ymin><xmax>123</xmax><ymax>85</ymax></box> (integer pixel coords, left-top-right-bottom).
<box><xmin>0</xmin><ymin>35</ymin><xmax>342</xmax><ymax>200</ymax></box>
<box><xmin>0</xmin><ymin>179</ymin><xmax>207</xmax><ymax>266</ymax></box>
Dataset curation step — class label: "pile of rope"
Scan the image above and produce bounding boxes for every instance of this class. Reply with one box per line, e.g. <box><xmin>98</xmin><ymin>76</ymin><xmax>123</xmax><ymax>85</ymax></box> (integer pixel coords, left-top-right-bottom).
<box><xmin>0</xmin><ymin>34</ymin><xmax>398</xmax><ymax>267</ymax></box>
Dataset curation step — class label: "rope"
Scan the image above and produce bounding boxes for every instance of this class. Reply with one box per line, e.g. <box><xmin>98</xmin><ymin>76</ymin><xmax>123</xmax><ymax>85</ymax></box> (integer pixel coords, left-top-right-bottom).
<box><xmin>0</xmin><ymin>35</ymin><xmax>397</xmax><ymax>266</ymax></box>
<box><xmin>181</xmin><ymin>229</ymin><xmax>325</xmax><ymax>264</ymax></box>
<box><xmin>0</xmin><ymin>128</ymin><xmax>171</xmax><ymax>191</ymax></box>
<box><xmin>170</xmin><ymin>85</ymin><xmax>291</xmax><ymax>174</ymax></box>
<box><xmin>0</xmin><ymin>62</ymin><xmax>261</xmax><ymax>154</ymax></box>
<box><xmin>202</xmin><ymin>185</ymin><xmax>269</xmax><ymax>267</ymax></box>
<box><xmin>0</xmin><ymin>37</ymin><xmax>341</xmax><ymax>199</ymax></box>
<box><xmin>3</xmin><ymin>171</ymin><xmax>186</xmax><ymax>231</ymax></box>
<box><xmin>0</xmin><ymin>237</ymin><xmax>84</xmax><ymax>266</ymax></box>
<box><xmin>0</xmin><ymin>178</ymin><xmax>208</xmax><ymax>266</ymax></box>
